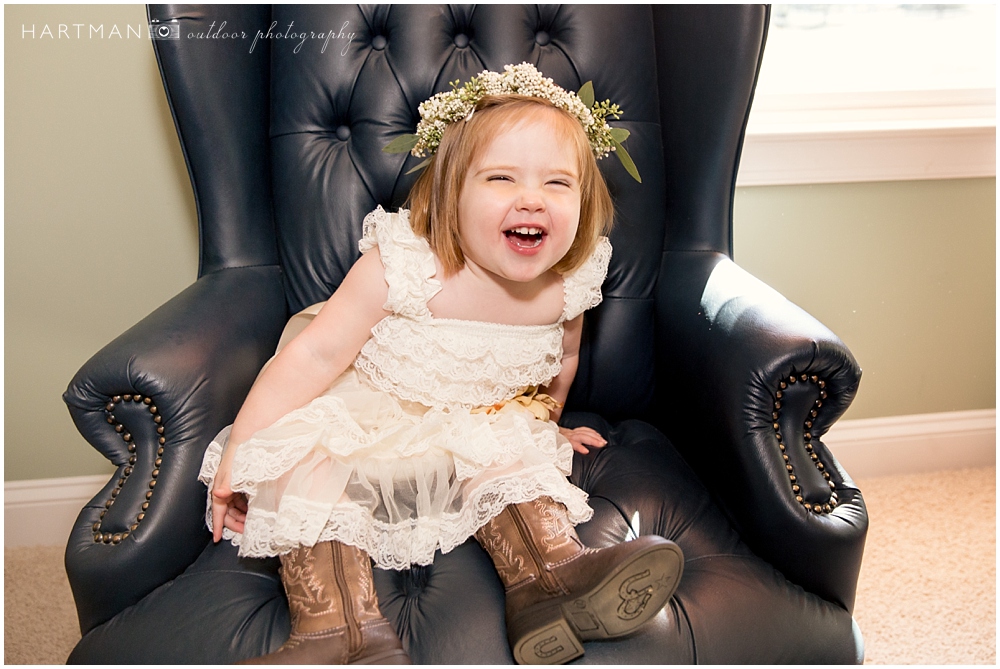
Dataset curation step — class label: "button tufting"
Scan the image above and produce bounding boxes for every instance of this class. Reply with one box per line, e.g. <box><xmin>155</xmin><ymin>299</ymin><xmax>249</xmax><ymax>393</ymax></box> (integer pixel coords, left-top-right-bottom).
<box><xmin>336</xmin><ymin>125</ymin><xmax>351</xmax><ymax>141</ymax></box>
<box><xmin>371</xmin><ymin>34</ymin><xmax>387</xmax><ymax>50</ymax></box>
<box><xmin>453</xmin><ymin>33</ymin><xmax>469</xmax><ymax>48</ymax></box>
<box><xmin>535</xmin><ymin>30</ymin><xmax>551</xmax><ymax>46</ymax></box>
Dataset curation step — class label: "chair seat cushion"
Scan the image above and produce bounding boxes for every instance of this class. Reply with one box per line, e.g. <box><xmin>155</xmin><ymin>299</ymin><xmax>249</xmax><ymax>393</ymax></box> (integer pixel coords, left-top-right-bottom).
<box><xmin>68</xmin><ymin>414</ymin><xmax>861</xmax><ymax>664</ymax></box>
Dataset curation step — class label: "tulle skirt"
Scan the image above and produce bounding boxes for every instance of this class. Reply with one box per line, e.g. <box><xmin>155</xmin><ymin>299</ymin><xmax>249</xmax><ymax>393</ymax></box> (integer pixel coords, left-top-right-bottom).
<box><xmin>198</xmin><ymin>367</ymin><xmax>593</xmax><ymax>570</ymax></box>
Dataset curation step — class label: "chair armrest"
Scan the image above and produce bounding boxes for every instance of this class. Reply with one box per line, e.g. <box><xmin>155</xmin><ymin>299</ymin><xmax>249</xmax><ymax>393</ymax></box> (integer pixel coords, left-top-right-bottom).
<box><xmin>62</xmin><ymin>265</ymin><xmax>286</xmax><ymax>633</ymax></box>
<box><xmin>651</xmin><ymin>251</ymin><xmax>867</xmax><ymax>611</ymax></box>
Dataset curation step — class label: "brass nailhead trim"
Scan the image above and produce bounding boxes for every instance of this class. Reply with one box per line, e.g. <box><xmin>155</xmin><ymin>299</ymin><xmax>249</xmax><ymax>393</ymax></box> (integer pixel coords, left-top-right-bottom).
<box><xmin>773</xmin><ymin>374</ymin><xmax>837</xmax><ymax>515</ymax></box>
<box><xmin>93</xmin><ymin>394</ymin><xmax>165</xmax><ymax>543</ymax></box>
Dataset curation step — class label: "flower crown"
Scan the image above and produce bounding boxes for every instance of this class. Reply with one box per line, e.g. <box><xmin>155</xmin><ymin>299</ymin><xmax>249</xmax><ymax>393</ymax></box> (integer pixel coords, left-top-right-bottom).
<box><xmin>383</xmin><ymin>63</ymin><xmax>640</xmax><ymax>183</ymax></box>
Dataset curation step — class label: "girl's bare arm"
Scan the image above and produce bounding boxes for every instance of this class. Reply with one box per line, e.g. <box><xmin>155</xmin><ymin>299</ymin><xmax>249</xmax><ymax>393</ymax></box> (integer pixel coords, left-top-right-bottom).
<box><xmin>543</xmin><ymin>315</ymin><xmax>607</xmax><ymax>454</ymax></box>
<box><xmin>227</xmin><ymin>249</ymin><xmax>390</xmax><ymax>446</ymax></box>
<box><xmin>212</xmin><ymin>249</ymin><xmax>390</xmax><ymax>540</ymax></box>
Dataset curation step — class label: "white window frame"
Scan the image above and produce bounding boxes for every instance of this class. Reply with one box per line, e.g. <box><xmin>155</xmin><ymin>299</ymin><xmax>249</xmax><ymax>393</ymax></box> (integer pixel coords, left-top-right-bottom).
<box><xmin>739</xmin><ymin>88</ymin><xmax>995</xmax><ymax>186</ymax></box>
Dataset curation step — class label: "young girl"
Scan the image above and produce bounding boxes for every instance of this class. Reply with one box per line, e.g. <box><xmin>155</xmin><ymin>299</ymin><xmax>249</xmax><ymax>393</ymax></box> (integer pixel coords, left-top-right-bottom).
<box><xmin>199</xmin><ymin>64</ymin><xmax>683</xmax><ymax>666</ymax></box>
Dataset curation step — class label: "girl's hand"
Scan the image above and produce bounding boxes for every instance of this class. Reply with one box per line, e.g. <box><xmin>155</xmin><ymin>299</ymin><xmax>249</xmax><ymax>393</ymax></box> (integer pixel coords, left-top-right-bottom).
<box><xmin>559</xmin><ymin>426</ymin><xmax>607</xmax><ymax>455</ymax></box>
<box><xmin>210</xmin><ymin>455</ymin><xmax>247</xmax><ymax>541</ymax></box>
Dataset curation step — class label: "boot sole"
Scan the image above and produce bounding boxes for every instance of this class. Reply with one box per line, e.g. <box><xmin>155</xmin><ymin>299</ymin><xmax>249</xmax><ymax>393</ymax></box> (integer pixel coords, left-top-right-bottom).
<box><xmin>508</xmin><ymin>542</ymin><xmax>684</xmax><ymax>665</ymax></box>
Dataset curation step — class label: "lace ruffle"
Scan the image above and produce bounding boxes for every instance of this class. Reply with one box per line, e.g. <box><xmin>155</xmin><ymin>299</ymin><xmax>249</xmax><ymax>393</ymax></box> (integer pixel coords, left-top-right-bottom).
<box><xmin>359</xmin><ymin>206</ymin><xmax>441</xmax><ymax>320</ymax></box>
<box><xmin>206</xmin><ymin>464</ymin><xmax>593</xmax><ymax>570</ymax></box>
<box><xmin>355</xmin><ymin>317</ymin><xmax>563</xmax><ymax>409</ymax></box>
<box><xmin>201</xmin><ymin>393</ymin><xmax>567</xmax><ymax>495</ymax></box>
<box><xmin>562</xmin><ymin>236</ymin><xmax>612</xmax><ymax>322</ymax></box>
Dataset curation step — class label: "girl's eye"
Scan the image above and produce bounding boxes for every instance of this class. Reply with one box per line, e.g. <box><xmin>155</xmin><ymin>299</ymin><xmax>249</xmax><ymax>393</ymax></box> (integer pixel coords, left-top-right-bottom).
<box><xmin>487</xmin><ymin>175</ymin><xmax>512</xmax><ymax>182</ymax></box>
<box><xmin>548</xmin><ymin>180</ymin><xmax>571</xmax><ymax>187</ymax></box>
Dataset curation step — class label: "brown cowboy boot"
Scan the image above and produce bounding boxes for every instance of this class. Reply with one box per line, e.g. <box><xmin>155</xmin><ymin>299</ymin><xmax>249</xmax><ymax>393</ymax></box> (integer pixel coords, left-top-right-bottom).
<box><xmin>240</xmin><ymin>541</ymin><xmax>410</xmax><ymax>665</ymax></box>
<box><xmin>475</xmin><ymin>496</ymin><xmax>683</xmax><ymax>665</ymax></box>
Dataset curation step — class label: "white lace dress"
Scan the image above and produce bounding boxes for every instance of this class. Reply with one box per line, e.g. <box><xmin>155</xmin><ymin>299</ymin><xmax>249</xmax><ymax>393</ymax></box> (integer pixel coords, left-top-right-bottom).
<box><xmin>198</xmin><ymin>206</ymin><xmax>613</xmax><ymax>570</ymax></box>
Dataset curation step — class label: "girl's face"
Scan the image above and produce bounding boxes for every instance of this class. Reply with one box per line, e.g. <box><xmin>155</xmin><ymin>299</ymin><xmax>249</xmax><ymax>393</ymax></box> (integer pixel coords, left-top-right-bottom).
<box><xmin>457</xmin><ymin>108</ymin><xmax>582</xmax><ymax>286</ymax></box>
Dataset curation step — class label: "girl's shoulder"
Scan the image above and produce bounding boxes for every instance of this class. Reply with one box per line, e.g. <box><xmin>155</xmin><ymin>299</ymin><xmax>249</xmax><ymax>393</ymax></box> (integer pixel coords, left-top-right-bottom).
<box><xmin>560</xmin><ymin>236</ymin><xmax>613</xmax><ymax>322</ymax></box>
<box><xmin>359</xmin><ymin>206</ymin><xmax>441</xmax><ymax>319</ymax></box>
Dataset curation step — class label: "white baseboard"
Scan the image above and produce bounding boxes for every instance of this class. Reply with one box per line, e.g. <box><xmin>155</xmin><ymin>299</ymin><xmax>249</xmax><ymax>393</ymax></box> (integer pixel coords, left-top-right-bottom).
<box><xmin>5</xmin><ymin>409</ymin><xmax>995</xmax><ymax>547</ymax></box>
<box><xmin>823</xmin><ymin>408</ymin><xmax>996</xmax><ymax>479</ymax></box>
<box><xmin>5</xmin><ymin>474</ymin><xmax>111</xmax><ymax>549</ymax></box>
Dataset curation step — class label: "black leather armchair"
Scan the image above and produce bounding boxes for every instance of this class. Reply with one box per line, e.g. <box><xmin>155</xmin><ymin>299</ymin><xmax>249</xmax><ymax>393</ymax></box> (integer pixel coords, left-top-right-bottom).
<box><xmin>63</xmin><ymin>5</ymin><xmax>867</xmax><ymax>663</ymax></box>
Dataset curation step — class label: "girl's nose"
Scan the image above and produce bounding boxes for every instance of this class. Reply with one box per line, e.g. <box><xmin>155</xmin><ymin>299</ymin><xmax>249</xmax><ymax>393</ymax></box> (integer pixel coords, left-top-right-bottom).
<box><xmin>516</xmin><ymin>189</ymin><xmax>545</xmax><ymax>212</ymax></box>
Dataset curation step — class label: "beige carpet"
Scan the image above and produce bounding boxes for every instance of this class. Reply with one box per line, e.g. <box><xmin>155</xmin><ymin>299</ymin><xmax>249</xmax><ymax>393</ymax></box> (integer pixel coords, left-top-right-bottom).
<box><xmin>5</xmin><ymin>466</ymin><xmax>996</xmax><ymax>664</ymax></box>
<box><xmin>852</xmin><ymin>466</ymin><xmax>996</xmax><ymax>664</ymax></box>
<box><xmin>4</xmin><ymin>544</ymin><xmax>81</xmax><ymax>664</ymax></box>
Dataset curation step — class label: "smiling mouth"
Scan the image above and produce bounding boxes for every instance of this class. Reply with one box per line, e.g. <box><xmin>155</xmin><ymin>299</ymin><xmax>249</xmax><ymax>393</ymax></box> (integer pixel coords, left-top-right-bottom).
<box><xmin>504</xmin><ymin>226</ymin><xmax>545</xmax><ymax>249</ymax></box>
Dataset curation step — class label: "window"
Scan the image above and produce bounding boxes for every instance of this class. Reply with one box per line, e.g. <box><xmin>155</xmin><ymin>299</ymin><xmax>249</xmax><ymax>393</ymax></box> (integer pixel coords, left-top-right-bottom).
<box><xmin>739</xmin><ymin>4</ymin><xmax>996</xmax><ymax>186</ymax></box>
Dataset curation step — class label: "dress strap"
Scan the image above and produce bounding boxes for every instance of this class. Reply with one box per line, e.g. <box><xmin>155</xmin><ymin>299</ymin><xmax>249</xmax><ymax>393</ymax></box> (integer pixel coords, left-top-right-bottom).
<box><xmin>359</xmin><ymin>206</ymin><xmax>442</xmax><ymax>320</ymax></box>
<box><xmin>561</xmin><ymin>236</ymin><xmax>613</xmax><ymax>322</ymax></box>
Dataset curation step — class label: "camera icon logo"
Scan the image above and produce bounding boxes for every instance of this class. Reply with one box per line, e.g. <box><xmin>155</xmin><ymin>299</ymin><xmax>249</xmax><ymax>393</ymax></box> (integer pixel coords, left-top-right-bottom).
<box><xmin>148</xmin><ymin>21</ymin><xmax>180</xmax><ymax>40</ymax></box>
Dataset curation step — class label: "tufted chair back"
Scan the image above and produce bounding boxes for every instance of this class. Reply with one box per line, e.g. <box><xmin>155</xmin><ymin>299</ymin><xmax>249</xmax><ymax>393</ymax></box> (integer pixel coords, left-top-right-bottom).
<box><xmin>151</xmin><ymin>4</ymin><xmax>764</xmax><ymax>421</ymax></box>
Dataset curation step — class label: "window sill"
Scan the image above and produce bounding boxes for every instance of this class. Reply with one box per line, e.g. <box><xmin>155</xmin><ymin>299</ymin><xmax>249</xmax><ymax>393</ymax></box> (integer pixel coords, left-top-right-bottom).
<box><xmin>737</xmin><ymin>88</ymin><xmax>996</xmax><ymax>186</ymax></box>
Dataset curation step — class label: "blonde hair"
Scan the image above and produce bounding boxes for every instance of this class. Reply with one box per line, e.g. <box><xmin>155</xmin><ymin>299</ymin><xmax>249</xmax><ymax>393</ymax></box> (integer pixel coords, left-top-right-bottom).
<box><xmin>405</xmin><ymin>96</ymin><xmax>614</xmax><ymax>275</ymax></box>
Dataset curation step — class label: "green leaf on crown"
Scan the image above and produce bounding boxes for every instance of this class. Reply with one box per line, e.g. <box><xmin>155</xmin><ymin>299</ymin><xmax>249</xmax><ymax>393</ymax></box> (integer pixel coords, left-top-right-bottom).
<box><xmin>405</xmin><ymin>157</ymin><xmax>432</xmax><ymax>175</ymax></box>
<box><xmin>578</xmin><ymin>81</ymin><xmax>595</xmax><ymax>109</ymax></box>
<box><xmin>609</xmin><ymin>127</ymin><xmax>630</xmax><ymax>143</ymax></box>
<box><xmin>383</xmin><ymin>134</ymin><xmax>419</xmax><ymax>154</ymax></box>
<box><xmin>610</xmin><ymin>137</ymin><xmax>641</xmax><ymax>183</ymax></box>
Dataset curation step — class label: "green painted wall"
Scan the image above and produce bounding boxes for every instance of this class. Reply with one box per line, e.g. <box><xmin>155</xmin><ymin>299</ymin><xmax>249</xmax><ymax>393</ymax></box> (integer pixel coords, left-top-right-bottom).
<box><xmin>734</xmin><ymin>179</ymin><xmax>996</xmax><ymax>420</ymax></box>
<box><xmin>4</xmin><ymin>5</ymin><xmax>995</xmax><ymax>481</ymax></box>
<box><xmin>5</xmin><ymin>5</ymin><xmax>198</xmax><ymax>482</ymax></box>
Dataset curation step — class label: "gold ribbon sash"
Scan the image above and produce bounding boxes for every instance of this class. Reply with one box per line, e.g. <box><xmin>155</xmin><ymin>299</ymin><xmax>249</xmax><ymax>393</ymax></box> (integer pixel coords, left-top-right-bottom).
<box><xmin>470</xmin><ymin>386</ymin><xmax>563</xmax><ymax>422</ymax></box>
